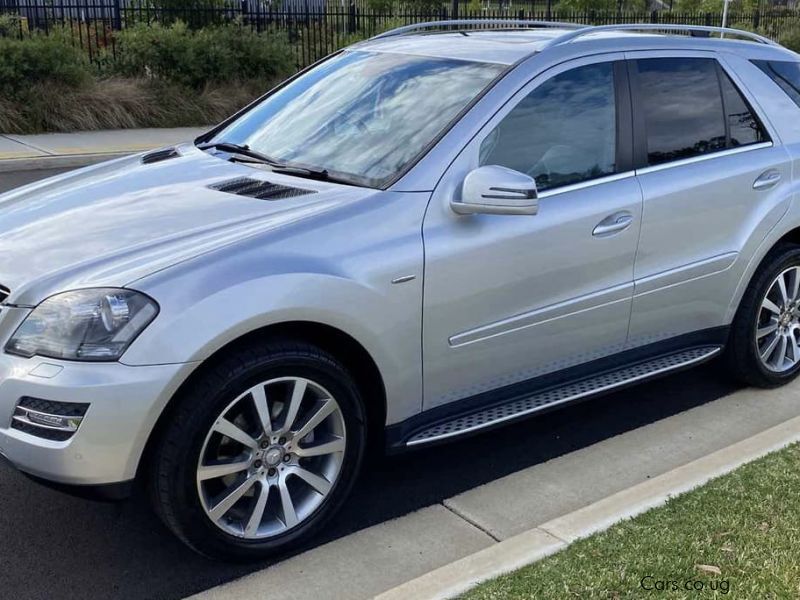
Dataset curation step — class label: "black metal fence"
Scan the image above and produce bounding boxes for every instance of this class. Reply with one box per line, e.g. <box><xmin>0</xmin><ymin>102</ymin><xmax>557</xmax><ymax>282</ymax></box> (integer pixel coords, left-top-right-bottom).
<box><xmin>2</xmin><ymin>0</ymin><xmax>800</xmax><ymax>70</ymax></box>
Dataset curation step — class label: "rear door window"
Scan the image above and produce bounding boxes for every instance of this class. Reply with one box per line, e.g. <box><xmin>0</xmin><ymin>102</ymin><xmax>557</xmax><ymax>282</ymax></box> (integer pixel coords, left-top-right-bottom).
<box><xmin>633</xmin><ymin>57</ymin><xmax>768</xmax><ymax>167</ymax></box>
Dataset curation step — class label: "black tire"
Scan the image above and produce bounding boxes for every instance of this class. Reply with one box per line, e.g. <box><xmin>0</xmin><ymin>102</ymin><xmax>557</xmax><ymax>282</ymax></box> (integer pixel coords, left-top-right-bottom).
<box><xmin>149</xmin><ymin>339</ymin><xmax>366</xmax><ymax>561</ymax></box>
<box><xmin>727</xmin><ymin>243</ymin><xmax>800</xmax><ymax>388</ymax></box>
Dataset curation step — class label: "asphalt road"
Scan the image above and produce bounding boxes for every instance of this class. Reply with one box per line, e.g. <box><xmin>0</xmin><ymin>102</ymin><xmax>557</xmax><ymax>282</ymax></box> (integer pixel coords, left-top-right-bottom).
<box><xmin>0</xmin><ymin>167</ymin><xmax>745</xmax><ymax>600</ymax></box>
<box><xmin>0</xmin><ymin>168</ymin><xmax>74</xmax><ymax>193</ymax></box>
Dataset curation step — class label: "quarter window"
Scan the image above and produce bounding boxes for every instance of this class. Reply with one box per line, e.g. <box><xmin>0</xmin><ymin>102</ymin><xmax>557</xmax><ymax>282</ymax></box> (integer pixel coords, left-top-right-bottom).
<box><xmin>635</xmin><ymin>57</ymin><xmax>767</xmax><ymax>167</ymax></box>
<box><xmin>752</xmin><ymin>59</ymin><xmax>800</xmax><ymax>108</ymax></box>
<box><xmin>479</xmin><ymin>62</ymin><xmax>618</xmax><ymax>192</ymax></box>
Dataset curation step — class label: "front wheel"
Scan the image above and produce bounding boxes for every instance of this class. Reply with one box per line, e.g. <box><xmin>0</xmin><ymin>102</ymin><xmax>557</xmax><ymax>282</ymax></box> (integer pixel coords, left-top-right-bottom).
<box><xmin>727</xmin><ymin>243</ymin><xmax>800</xmax><ymax>388</ymax></box>
<box><xmin>149</xmin><ymin>340</ymin><xmax>366</xmax><ymax>560</ymax></box>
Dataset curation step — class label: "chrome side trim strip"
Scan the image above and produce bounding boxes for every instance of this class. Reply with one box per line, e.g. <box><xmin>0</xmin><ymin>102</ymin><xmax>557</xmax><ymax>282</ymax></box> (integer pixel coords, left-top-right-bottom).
<box><xmin>634</xmin><ymin>252</ymin><xmax>738</xmax><ymax>296</ymax></box>
<box><xmin>407</xmin><ymin>346</ymin><xmax>721</xmax><ymax>446</ymax></box>
<box><xmin>537</xmin><ymin>170</ymin><xmax>635</xmax><ymax>199</ymax></box>
<box><xmin>449</xmin><ymin>282</ymin><xmax>632</xmax><ymax>348</ymax></box>
<box><xmin>635</xmin><ymin>142</ymin><xmax>773</xmax><ymax>176</ymax></box>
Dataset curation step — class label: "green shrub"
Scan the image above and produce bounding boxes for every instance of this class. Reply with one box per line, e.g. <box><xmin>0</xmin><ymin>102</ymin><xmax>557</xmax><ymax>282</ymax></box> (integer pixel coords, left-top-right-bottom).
<box><xmin>0</xmin><ymin>77</ymin><xmax>263</xmax><ymax>134</ymax></box>
<box><xmin>0</xmin><ymin>14</ymin><xmax>21</xmax><ymax>37</ymax></box>
<box><xmin>402</xmin><ymin>0</ymin><xmax>445</xmax><ymax>12</ymax></box>
<box><xmin>779</xmin><ymin>25</ymin><xmax>800</xmax><ymax>53</ymax></box>
<box><xmin>366</xmin><ymin>0</ymin><xmax>395</xmax><ymax>12</ymax></box>
<box><xmin>0</xmin><ymin>31</ymin><xmax>91</xmax><ymax>98</ymax></box>
<box><xmin>112</xmin><ymin>21</ymin><xmax>295</xmax><ymax>89</ymax></box>
<box><xmin>153</xmin><ymin>0</ymin><xmax>227</xmax><ymax>27</ymax></box>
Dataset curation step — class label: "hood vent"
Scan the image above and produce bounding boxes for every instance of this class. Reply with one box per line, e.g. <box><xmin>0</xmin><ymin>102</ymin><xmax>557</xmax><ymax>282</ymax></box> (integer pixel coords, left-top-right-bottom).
<box><xmin>142</xmin><ymin>147</ymin><xmax>179</xmax><ymax>165</ymax></box>
<box><xmin>210</xmin><ymin>177</ymin><xmax>315</xmax><ymax>201</ymax></box>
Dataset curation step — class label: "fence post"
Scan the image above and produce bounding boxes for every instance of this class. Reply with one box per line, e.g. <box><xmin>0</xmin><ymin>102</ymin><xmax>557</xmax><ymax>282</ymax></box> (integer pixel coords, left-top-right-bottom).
<box><xmin>112</xmin><ymin>0</ymin><xmax>122</xmax><ymax>30</ymax></box>
<box><xmin>753</xmin><ymin>10</ymin><xmax>760</xmax><ymax>30</ymax></box>
<box><xmin>650</xmin><ymin>9</ymin><xmax>658</xmax><ymax>23</ymax></box>
<box><xmin>348</xmin><ymin>0</ymin><xmax>356</xmax><ymax>34</ymax></box>
<box><xmin>452</xmin><ymin>0</ymin><xmax>458</xmax><ymax>20</ymax></box>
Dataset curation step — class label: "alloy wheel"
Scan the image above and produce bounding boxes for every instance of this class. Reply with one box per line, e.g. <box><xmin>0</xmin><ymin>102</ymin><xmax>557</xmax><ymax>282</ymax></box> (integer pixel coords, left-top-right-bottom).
<box><xmin>197</xmin><ymin>377</ymin><xmax>346</xmax><ymax>539</ymax></box>
<box><xmin>756</xmin><ymin>266</ymin><xmax>800</xmax><ymax>373</ymax></box>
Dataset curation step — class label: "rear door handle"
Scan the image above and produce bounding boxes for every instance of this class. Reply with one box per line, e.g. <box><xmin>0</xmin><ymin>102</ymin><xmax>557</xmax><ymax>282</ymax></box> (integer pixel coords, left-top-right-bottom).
<box><xmin>593</xmin><ymin>212</ymin><xmax>634</xmax><ymax>237</ymax></box>
<box><xmin>753</xmin><ymin>170</ymin><xmax>782</xmax><ymax>191</ymax></box>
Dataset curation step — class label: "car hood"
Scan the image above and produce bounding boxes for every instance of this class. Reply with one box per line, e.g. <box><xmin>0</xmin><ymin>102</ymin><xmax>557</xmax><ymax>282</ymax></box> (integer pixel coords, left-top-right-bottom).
<box><xmin>0</xmin><ymin>145</ymin><xmax>374</xmax><ymax>306</ymax></box>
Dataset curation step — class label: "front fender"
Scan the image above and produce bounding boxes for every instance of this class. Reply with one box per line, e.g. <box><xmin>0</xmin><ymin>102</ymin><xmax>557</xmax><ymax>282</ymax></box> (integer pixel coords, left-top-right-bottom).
<box><xmin>122</xmin><ymin>191</ymin><xmax>429</xmax><ymax>425</ymax></box>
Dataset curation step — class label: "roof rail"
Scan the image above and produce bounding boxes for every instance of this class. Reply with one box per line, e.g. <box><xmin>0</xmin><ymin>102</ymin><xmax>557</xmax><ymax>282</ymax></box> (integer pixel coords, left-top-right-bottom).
<box><xmin>544</xmin><ymin>23</ymin><xmax>777</xmax><ymax>47</ymax></box>
<box><xmin>370</xmin><ymin>19</ymin><xmax>585</xmax><ymax>41</ymax></box>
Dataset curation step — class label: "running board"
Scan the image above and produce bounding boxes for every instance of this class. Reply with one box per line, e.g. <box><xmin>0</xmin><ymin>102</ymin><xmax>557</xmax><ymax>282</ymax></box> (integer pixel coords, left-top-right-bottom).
<box><xmin>406</xmin><ymin>346</ymin><xmax>721</xmax><ymax>447</ymax></box>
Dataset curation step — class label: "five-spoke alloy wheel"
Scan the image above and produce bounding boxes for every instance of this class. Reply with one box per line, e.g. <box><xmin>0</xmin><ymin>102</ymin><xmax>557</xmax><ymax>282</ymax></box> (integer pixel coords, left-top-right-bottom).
<box><xmin>150</xmin><ymin>340</ymin><xmax>365</xmax><ymax>560</ymax></box>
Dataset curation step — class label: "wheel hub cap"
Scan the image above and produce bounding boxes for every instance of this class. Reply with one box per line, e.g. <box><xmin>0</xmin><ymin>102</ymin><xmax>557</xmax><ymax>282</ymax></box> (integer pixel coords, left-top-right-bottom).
<box><xmin>263</xmin><ymin>446</ymin><xmax>284</xmax><ymax>467</ymax></box>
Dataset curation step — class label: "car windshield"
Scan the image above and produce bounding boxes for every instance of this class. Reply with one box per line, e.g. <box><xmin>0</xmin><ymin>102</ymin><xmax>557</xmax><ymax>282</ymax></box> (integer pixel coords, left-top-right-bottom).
<box><xmin>206</xmin><ymin>50</ymin><xmax>505</xmax><ymax>188</ymax></box>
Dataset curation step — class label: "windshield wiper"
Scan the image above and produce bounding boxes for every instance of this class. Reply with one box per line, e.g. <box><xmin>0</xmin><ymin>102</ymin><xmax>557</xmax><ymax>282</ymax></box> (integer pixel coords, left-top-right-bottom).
<box><xmin>199</xmin><ymin>141</ymin><xmax>361</xmax><ymax>187</ymax></box>
<box><xmin>198</xmin><ymin>142</ymin><xmax>280</xmax><ymax>166</ymax></box>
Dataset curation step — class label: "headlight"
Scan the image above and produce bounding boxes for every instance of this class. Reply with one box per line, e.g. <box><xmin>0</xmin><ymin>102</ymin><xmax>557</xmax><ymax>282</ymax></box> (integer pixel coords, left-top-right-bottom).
<box><xmin>6</xmin><ymin>288</ymin><xmax>159</xmax><ymax>361</ymax></box>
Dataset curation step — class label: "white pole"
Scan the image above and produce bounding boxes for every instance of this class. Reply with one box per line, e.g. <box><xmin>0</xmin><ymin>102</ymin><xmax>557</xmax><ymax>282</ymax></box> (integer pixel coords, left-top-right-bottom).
<box><xmin>721</xmin><ymin>0</ymin><xmax>730</xmax><ymax>37</ymax></box>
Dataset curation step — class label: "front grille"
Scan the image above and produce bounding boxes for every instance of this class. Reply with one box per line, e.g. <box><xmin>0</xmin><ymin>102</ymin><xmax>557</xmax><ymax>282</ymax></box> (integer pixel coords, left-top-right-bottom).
<box><xmin>0</xmin><ymin>285</ymin><xmax>9</xmax><ymax>304</ymax></box>
<box><xmin>210</xmin><ymin>177</ymin><xmax>315</xmax><ymax>201</ymax></box>
<box><xmin>11</xmin><ymin>397</ymin><xmax>90</xmax><ymax>442</ymax></box>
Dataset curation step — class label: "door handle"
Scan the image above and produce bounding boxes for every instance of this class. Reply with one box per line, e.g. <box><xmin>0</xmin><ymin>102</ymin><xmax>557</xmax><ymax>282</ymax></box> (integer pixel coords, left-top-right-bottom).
<box><xmin>753</xmin><ymin>170</ymin><xmax>782</xmax><ymax>191</ymax></box>
<box><xmin>593</xmin><ymin>212</ymin><xmax>634</xmax><ymax>237</ymax></box>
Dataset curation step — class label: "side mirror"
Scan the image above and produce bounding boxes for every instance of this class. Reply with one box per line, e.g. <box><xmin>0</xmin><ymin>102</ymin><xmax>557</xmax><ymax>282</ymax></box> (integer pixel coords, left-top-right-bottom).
<box><xmin>451</xmin><ymin>165</ymin><xmax>538</xmax><ymax>216</ymax></box>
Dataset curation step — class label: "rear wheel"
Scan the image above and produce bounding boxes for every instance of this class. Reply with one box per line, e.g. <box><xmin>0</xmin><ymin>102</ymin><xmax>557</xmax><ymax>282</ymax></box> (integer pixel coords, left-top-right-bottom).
<box><xmin>727</xmin><ymin>244</ymin><xmax>800</xmax><ymax>387</ymax></box>
<box><xmin>150</xmin><ymin>340</ymin><xmax>366</xmax><ymax>560</ymax></box>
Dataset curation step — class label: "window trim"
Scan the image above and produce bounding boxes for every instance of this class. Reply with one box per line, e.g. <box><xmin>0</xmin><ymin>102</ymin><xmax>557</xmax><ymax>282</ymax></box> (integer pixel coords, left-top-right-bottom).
<box><xmin>635</xmin><ymin>141</ymin><xmax>773</xmax><ymax>176</ymax></box>
<box><xmin>473</xmin><ymin>54</ymin><xmax>631</xmax><ymax>194</ymax></box>
<box><xmin>628</xmin><ymin>54</ymin><xmax>772</xmax><ymax>171</ymax></box>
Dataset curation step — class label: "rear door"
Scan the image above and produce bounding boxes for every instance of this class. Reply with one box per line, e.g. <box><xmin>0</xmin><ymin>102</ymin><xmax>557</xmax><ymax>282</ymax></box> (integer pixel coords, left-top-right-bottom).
<box><xmin>626</xmin><ymin>51</ymin><xmax>792</xmax><ymax>346</ymax></box>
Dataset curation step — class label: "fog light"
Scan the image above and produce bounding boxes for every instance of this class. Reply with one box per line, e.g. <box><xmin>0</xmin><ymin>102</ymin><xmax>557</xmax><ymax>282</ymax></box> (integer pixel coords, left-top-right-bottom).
<box><xmin>11</xmin><ymin>397</ymin><xmax>89</xmax><ymax>441</ymax></box>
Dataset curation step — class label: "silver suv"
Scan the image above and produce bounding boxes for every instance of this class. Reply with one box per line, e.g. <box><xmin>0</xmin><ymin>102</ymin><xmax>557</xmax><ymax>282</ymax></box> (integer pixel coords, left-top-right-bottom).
<box><xmin>2</xmin><ymin>21</ymin><xmax>800</xmax><ymax>559</ymax></box>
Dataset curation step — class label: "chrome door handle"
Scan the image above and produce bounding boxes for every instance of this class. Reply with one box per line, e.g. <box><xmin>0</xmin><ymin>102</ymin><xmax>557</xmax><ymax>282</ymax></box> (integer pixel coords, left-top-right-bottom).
<box><xmin>593</xmin><ymin>212</ymin><xmax>634</xmax><ymax>237</ymax></box>
<box><xmin>753</xmin><ymin>170</ymin><xmax>782</xmax><ymax>191</ymax></box>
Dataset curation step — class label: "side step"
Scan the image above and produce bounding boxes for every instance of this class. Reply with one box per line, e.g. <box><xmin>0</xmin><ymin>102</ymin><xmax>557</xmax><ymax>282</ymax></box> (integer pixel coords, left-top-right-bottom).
<box><xmin>406</xmin><ymin>346</ymin><xmax>721</xmax><ymax>447</ymax></box>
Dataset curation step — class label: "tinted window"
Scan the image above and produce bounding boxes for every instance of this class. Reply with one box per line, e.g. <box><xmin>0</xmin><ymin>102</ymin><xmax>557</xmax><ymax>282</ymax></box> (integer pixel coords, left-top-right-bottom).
<box><xmin>636</xmin><ymin>58</ymin><xmax>727</xmax><ymax>166</ymax></box>
<box><xmin>479</xmin><ymin>62</ymin><xmax>617</xmax><ymax>192</ymax></box>
<box><xmin>719</xmin><ymin>70</ymin><xmax>767</xmax><ymax>147</ymax></box>
<box><xmin>753</xmin><ymin>59</ymin><xmax>800</xmax><ymax>107</ymax></box>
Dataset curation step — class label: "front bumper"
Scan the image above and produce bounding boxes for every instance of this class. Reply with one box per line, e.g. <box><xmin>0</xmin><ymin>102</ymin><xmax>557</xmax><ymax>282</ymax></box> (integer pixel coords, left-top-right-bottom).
<box><xmin>0</xmin><ymin>350</ymin><xmax>197</xmax><ymax>487</ymax></box>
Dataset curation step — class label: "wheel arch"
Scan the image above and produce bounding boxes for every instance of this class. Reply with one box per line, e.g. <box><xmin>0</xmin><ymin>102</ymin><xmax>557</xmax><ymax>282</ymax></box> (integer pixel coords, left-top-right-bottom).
<box><xmin>136</xmin><ymin>320</ymin><xmax>387</xmax><ymax>482</ymax></box>
<box><xmin>729</xmin><ymin>224</ymin><xmax>800</xmax><ymax>324</ymax></box>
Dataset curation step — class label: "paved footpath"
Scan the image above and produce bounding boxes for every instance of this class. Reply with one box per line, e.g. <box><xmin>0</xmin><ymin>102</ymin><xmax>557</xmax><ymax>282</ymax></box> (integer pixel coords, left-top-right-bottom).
<box><xmin>1</xmin><ymin>132</ymin><xmax>800</xmax><ymax>600</ymax></box>
<box><xmin>0</xmin><ymin>127</ymin><xmax>206</xmax><ymax>173</ymax></box>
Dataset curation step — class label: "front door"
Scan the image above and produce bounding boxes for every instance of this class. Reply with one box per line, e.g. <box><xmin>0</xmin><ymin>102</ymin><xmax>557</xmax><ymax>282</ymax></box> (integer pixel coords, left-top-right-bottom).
<box><xmin>422</xmin><ymin>55</ymin><xmax>643</xmax><ymax>410</ymax></box>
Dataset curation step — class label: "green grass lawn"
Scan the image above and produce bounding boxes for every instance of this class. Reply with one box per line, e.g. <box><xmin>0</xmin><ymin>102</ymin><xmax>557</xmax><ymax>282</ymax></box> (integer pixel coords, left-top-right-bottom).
<box><xmin>463</xmin><ymin>444</ymin><xmax>800</xmax><ymax>599</ymax></box>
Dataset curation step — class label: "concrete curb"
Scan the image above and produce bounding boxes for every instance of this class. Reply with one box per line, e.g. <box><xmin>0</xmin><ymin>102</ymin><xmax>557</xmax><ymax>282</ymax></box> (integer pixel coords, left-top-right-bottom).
<box><xmin>374</xmin><ymin>413</ymin><xmax>800</xmax><ymax>600</ymax></box>
<box><xmin>0</xmin><ymin>152</ymin><xmax>130</xmax><ymax>174</ymax></box>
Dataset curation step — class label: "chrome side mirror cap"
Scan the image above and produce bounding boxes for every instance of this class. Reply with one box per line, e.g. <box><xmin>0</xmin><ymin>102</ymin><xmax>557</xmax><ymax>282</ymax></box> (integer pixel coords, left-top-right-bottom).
<box><xmin>452</xmin><ymin>165</ymin><xmax>539</xmax><ymax>216</ymax></box>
